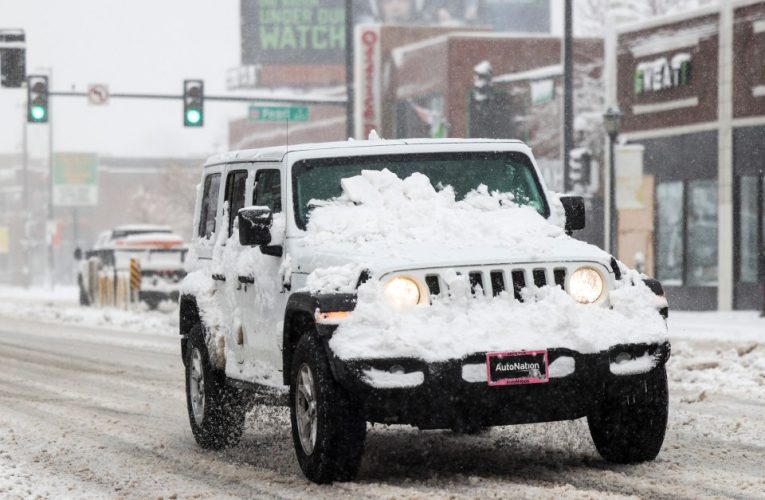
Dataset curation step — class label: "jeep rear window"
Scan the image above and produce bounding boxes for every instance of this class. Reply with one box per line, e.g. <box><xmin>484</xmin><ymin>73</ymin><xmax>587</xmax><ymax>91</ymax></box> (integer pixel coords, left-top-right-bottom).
<box><xmin>292</xmin><ymin>152</ymin><xmax>549</xmax><ymax>230</ymax></box>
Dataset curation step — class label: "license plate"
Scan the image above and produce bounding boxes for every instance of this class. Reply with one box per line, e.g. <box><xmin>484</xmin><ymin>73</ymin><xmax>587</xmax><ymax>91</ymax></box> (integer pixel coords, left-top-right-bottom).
<box><xmin>486</xmin><ymin>350</ymin><xmax>549</xmax><ymax>386</ymax></box>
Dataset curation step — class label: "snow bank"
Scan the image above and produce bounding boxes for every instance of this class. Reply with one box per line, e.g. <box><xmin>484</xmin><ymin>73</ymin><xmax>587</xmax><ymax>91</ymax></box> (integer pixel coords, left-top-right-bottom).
<box><xmin>329</xmin><ymin>275</ymin><xmax>668</xmax><ymax>362</ymax></box>
<box><xmin>305</xmin><ymin>169</ymin><xmax>573</xmax><ymax>260</ymax></box>
<box><xmin>0</xmin><ymin>286</ymin><xmax>177</xmax><ymax>336</ymax></box>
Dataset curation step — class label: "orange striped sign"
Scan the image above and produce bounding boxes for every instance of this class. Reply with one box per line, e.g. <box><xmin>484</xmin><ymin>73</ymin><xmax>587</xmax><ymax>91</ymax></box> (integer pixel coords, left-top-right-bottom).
<box><xmin>129</xmin><ymin>258</ymin><xmax>141</xmax><ymax>290</ymax></box>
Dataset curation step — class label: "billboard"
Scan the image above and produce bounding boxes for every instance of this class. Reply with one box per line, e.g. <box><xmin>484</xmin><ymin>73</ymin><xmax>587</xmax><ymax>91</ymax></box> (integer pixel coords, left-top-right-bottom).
<box><xmin>241</xmin><ymin>0</ymin><xmax>347</xmax><ymax>65</ymax></box>
<box><xmin>240</xmin><ymin>0</ymin><xmax>547</xmax><ymax>67</ymax></box>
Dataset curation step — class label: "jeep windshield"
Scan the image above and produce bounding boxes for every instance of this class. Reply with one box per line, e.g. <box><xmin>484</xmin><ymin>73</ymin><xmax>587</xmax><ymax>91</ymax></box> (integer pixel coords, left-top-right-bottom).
<box><xmin>292</xmin><ymin>151</ymin><xmax>549</xmax><ymax>229</ymax></box>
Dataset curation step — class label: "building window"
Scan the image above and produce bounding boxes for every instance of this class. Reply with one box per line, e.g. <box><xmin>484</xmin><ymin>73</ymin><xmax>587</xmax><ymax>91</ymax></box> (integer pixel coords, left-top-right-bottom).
<box><xmin>738</xmin><ymin>176</ymin><xmax>759</xmax><ymax>283</ymax></box>
<box><xmin>656</xmin><ymin>179</ymin><xmax>718</xmax><ymax>287</ymax></box>
<box><xmin>656</xmin><ymin>181</ymin><xmax>684</xmax><ymax>285</ymax></box>
<box><xmin>687</xmin><ymin>180</ymin><xmax>718</xmax><ymax>286</ymax></box>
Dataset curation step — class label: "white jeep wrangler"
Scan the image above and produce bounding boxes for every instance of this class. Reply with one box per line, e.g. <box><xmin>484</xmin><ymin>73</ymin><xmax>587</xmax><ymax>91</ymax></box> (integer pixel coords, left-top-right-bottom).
<box><xmin>179</xmin><ymin>139</ymin><xmax>670</xmax><ymax>484</ymax></box>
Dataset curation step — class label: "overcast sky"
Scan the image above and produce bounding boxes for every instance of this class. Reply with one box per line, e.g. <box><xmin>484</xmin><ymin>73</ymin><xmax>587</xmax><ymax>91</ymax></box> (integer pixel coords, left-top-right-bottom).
<box><xmin>0</xmin><ymin>0</ymin><xmax>241</xmax><ymax>160</ymax></box>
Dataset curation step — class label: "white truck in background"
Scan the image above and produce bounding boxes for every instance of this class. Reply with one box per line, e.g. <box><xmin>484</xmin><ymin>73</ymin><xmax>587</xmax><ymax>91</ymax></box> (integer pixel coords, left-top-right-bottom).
<box><xmin>75</xmin><ymin>224</ymin><xmax>188</xmax><ymax>309</ymax></box>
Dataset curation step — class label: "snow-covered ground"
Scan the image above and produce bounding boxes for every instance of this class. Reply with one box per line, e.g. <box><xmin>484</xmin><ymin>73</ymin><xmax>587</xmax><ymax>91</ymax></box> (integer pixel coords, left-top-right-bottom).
<box><xmin>0</xmin><ymin>285</ymin><xmax>177</xmax><ymax>337</ymax></box>
<box><xmin>0</xmin><ymin>288</ymin><xmax>764</xmax><ymax>498</ymax></box>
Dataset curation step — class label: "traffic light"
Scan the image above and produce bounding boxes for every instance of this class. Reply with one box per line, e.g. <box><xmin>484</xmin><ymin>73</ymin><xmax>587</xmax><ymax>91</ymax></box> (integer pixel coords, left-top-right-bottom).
<box><xmin>0</xmin><ymin>30</ymin><xmax>26</xmax><ymax>88</ymax></box>
<box><xmin>183</xmin><ymin>79</ymin><xmax>204</xmax><ymax>127</ymax></box>
<box><xmin>567</xmin><ymin>147</ymin><xmax>591</xmax><ymax>192</ymax></box>
<box><xmin>27</xmin><ymin>75</ymin><xmax>49</xmax><ymax>123</ymax></box>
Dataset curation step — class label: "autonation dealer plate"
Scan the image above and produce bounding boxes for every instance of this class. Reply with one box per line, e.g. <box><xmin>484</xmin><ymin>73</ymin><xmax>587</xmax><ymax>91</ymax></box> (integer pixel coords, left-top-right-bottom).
<box><xmin>486</xmin><ymin>350</ymin><xmax>549</xmax><ymax>386</ymax></box>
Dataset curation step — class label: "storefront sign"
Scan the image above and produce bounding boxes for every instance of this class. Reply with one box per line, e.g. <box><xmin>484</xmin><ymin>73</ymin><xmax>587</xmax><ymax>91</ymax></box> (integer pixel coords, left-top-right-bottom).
<box><xmin>0</xmin><ymin>226</ymin><xmax>8</xmax><ymax>253</ymax></box>
<box><xmin>615</xmin><ymin>144</ymin><xmax>645</xmax><ymax>210</ymax></box>
<box><xmin>530</xmin><ymin>78</ymin><xmax>554</xmax><ymax>105</ymax></box>
<box><xmin>53</xmin><ymin>153</ymin><xmax>98</xmax><ymax>207</ymax></box>
<box><xmin>354</xmin><ymin>25</ymin><xmax>381</xmax><ymax>139</ymax></box>
<box><xmin>634</xmin><ymin>53</ymin><xmax>691</xmax><ymax>94</ymax></box>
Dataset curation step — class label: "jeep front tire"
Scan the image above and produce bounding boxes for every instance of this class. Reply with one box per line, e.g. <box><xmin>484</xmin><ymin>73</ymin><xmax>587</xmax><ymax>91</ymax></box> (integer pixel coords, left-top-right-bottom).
<box><xmin>289</xmin><ymin>333</ymin><xmax>366</xmax><ymax>484</ymax></box>
<box><xmin>185</xmin><ymin>324</ymin><xmax>246</xmax><ymax>450</ymax></box>
<box><xmin>587</xmin><ymin>366</ymin><xmax>668</xmax><ymax>463</ymax></box>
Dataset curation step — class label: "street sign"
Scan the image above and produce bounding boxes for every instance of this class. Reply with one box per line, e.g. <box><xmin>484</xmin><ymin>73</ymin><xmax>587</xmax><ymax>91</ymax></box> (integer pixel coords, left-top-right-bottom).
<box><xmin>87</xmin><ymin>84</ymin><xmax>109</xmax><ymax>105</ymax></box>
<box><xmin>53</xmin><ymin>153</ymin><xmax>98</xmax><ymax>207</ymax></box>
<box><xmin>249</xmin><ymin>105</ymin><xmax>309</xmax><ymax>122</ymax></box>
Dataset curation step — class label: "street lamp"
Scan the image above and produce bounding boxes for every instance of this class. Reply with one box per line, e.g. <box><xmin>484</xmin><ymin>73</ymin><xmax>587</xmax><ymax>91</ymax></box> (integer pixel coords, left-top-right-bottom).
<box><xmin>603</xmin><ymin>106</ymin><xmax>622</xmax><ymax>257</ymax></box>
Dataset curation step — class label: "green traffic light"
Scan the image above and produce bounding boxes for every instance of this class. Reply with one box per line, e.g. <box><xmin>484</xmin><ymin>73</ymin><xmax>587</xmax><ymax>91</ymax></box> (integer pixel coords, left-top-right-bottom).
<box><xmin>30</xmin><ymin>105</ymin><xmax>46</xmax><ymax>121</ymax></box>
<box><xmin>186</xmin><ymin>109</ymin><xmax>202</xmax><ymax>125</ymax></box>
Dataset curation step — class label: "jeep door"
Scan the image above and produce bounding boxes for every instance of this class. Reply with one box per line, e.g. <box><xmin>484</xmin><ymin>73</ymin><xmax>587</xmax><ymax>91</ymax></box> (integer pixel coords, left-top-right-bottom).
<box><xmin>236</xmin><ymin>165</ymin><xmax>288</xmax><ymax>381</ymax></box>
<box><xmin>219</xmin><ymin>164</ymin><xmax>251</xmax><ymax>370</ymax></box>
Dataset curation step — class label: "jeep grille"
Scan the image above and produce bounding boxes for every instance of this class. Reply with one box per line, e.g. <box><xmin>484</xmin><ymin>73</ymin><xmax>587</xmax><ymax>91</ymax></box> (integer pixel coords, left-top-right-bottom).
<box><xmin>418</xmin><ymin>264</ymin><xmax>592</xmax><ymax>302</ymax></box>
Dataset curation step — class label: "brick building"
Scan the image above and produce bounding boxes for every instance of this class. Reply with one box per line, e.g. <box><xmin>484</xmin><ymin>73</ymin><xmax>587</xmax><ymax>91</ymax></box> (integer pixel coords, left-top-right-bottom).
<box><xmin>609</xmin><ymin>0</ymin><xmax>765</xmax><ymax>310</ymax></box>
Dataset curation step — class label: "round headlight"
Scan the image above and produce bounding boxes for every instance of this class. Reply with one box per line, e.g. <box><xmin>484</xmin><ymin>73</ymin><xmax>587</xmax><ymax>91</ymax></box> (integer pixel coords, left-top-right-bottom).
<box><xmin>384</xmin><ymin>277</ymin><xmax>421</xmax><ymax>307</ymax></box>
<box><xmin>569</xmin><ymin>267</ymin><xmax>604</xmax><ymax>304</ymax></box>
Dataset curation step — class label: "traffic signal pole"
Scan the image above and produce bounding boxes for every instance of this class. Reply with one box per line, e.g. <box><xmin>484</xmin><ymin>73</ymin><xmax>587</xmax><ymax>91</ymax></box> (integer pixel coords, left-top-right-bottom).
<box><xmin>47</xmin><ymin>90</ymin><xmax>347</xmax><ymax>106</ymax></box>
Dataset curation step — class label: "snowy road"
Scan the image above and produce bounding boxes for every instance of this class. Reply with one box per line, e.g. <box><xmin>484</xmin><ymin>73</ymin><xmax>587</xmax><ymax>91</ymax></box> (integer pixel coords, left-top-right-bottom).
<box><xmin>1</xmin><ymin>299</ymin><xmax>764</xmax><ymax>498</ymax></box>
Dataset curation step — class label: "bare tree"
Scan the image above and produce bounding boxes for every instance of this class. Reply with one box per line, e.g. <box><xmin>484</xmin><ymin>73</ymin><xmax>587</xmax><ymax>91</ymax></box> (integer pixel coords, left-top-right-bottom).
<box><xmin>128</xmin><ymin>164</ymin><xmax>198</xmax><ymax>240</ymax></box>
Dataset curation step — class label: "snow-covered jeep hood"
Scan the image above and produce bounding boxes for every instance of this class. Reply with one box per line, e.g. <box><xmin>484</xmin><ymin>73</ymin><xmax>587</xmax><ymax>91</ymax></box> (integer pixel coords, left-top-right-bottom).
<box><xmin>290</xmin><ymin>169</ymin><xmax>614</xmax><ymax>282</ymax></box>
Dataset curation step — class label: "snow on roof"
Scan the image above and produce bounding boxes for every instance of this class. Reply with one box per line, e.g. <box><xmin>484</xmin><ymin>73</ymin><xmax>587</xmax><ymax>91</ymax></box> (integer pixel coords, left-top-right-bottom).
<box><xmin>113</xmin><ymin>224</ymin><xmax>172</xmax><ymax>232</ymax></box>
<box><xmin>121</xmin><ymin>232</ymin><xmax>182</xmax><ymax>242</ymax></box>
<box><xmin>494</xmin><ymin>64</ymin><xmax>562</xmax><ymax>84</ymax></box>
<box><xmin>614</xmin><ymin>1</ymin><xmax>722</xmax><ymax>35</ymax></box>
<box><xmin>111</xmin><ymin>232</ymin><xmax>185</xmax><ymax>249</ymax></box>
<box><xmin>204</xmin><ymin>138</ymin><xmax>526</xmax><ymax>167</ymax></box>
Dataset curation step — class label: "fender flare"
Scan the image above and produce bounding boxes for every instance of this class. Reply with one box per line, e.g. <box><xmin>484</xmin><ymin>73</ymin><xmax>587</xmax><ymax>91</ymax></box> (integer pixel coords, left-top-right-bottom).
<box><xmin>282</xmin><ymin>292</ymin><xmax>356</xmax><ymax>385</ymax></box>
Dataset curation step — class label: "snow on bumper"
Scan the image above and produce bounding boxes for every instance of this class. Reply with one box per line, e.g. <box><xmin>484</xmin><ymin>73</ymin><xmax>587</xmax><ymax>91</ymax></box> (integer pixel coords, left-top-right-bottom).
<box><xmin>327</xmin><ymin>281</ymin><xmax>669</xmax><ymax>364</ymax></box>
<box><xmin>329</xmin><ymin>342</ymin><xmax>670</xmax><ymax>428</ymax></box>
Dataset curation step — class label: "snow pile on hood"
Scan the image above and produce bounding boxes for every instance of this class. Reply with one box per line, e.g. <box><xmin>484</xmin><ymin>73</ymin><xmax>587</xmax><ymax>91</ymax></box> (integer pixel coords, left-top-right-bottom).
<box><xmin>305</xmin><ymin>169</ymin><xmax>578</xmax><ymax>259</ymax></box>
<box><xmin>329</xmin><ymin>272</ymin><xmax>668</xmax><ymax>362</ymax></box>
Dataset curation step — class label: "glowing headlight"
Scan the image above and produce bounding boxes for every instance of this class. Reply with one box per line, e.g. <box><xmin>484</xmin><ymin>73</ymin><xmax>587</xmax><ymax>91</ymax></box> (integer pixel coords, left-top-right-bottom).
<box><xmin>384</xmin><ymin>277</ymin><xmax>421</xmax><ymax>307</ymax></box>
<box><xmin>569</xmin><ymin>267</ymin><xmax>604</xmax><ymax>304</ymax></box>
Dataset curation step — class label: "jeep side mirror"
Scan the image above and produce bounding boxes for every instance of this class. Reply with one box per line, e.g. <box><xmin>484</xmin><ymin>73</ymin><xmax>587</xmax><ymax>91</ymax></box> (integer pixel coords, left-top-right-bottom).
<box><xmin>74</xmin><ymin>247</ymin><xmax>82</xmax><ymax>260</ymax></box>
<box><xmin>238</xmin><ymin>207</ymin><xmax>273</xmax><ymax>246</ymax></box>
<box><xmin>560</xmin><ymin>196</ymin><xmax>585</xmax><ymax>232</ymax></box>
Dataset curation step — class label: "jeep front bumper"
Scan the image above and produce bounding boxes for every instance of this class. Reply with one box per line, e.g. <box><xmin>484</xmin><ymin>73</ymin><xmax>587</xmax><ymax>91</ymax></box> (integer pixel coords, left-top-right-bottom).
<box><xmin>326</xmin><ymin>341</ymin><xmax>671</xmax><ymax>430</ymax></box>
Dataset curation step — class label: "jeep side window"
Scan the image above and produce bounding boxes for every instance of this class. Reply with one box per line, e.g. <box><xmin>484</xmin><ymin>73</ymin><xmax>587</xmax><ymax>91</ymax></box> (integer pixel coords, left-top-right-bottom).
<box><xmin>224</xmin><ymin>169</ymin><xmax>248</xmax><ymax>237</ymax></box>
<box><xmin>198</xmin><ymin>173</ymin><xmax>221</xmax><ymax>238</ymax></box>
<box><xmin>253</xmin><ymin>170</ymin><xmax>282</xmax><ymax>213</ymax></box>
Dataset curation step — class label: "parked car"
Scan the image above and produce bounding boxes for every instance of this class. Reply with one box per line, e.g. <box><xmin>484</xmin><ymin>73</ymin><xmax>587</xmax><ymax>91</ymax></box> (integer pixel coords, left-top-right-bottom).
<box><xmin>179</xmin><ymin>138</ymin><xmax>670</xmax><ymax>484</ymax></box>
<box><xmin>75</xmin><ymin>224</ymin><xmax>187</xmax><ymax>308</ymax></box>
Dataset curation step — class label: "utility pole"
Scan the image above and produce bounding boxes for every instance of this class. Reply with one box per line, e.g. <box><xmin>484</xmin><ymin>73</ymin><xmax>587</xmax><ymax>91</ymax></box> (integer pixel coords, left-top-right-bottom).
<box><xmin>47</xmin><ymin>71</ymin><xmax>54</xmax><ymax>289</ymax></box>
<box><xmin>345</xmin><ymin>0</ymin><xmax>354</xmax><ymax>139</ymax></box>
<box><xmin>562</xmin><ymin>0</ymin><xmax>574</xmax><ymax>192</ymax></box>
<box><xmin>21</xmin><ymin>96</ymin><xmax>29</xmax><ymax>288</ymax></box>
